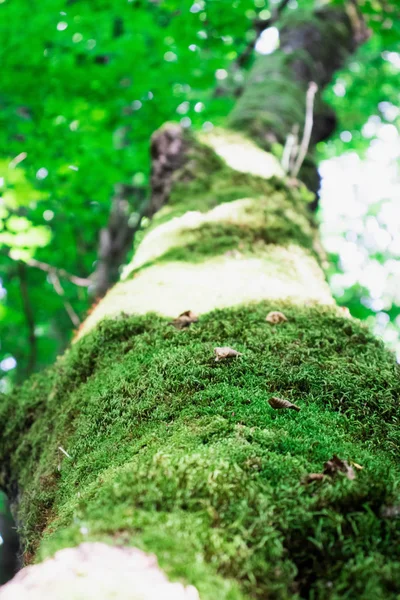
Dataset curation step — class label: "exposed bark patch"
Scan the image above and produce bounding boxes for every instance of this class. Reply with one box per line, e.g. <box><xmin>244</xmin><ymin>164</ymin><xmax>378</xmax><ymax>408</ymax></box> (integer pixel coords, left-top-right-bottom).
<box><xmin>146</xmin><ymin>123</ymin><xmax>188</xmax><ymax>219</ymax></box>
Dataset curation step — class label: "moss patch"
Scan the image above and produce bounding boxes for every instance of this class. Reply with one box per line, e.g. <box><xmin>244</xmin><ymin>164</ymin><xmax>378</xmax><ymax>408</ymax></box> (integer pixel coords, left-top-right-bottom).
<box><xmin>143</xmin><ymin>147</ymin><xmax>313</xmax><ymax>233</ymax></box>
<box><xmin>129</xmin><ymin>195</ymin><xmax>317</xmax><ymax>277</ymax></box>
<box><xmin>229</xmin><ymin>8</ymin><xmax>355</xmax><ymax>150</ymax></box>
<box><xmin>1</xmin><ymin>302</ymin><xmax>400</xmax><ymax>598</ymax></box>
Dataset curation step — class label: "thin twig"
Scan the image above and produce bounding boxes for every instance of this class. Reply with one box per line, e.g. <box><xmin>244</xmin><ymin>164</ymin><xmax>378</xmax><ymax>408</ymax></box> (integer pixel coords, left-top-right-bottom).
<box><xmin>9</xmin><ymin>152</ymin><xmax>27</xmax><ymax>169</ymax></box>
<box><xmin>26</xmin><ymin>258</ymin><xmax>91</xmax><ymax>287</ymax></box>
<box><xmin>58</xmin><ymin>446</ymin><xmax>72</xmax><ymax>459</ymax></box>
<box><xmin>289</xmin><ymin>124</ymin><xmax>300</xmax><ymax>175</ymax></box>
<box><xmin>17</xmin><ymin>263</ymin><xmax>37</xmax><ymax>375</ymax></box>
<box><xmin>281</xmin><ymin>125</ymin><xmax>299</xmax><ymax>174</ymax></box>
<box><xmin>292</xmin><ymin>82</ymin><xmax>318</xmax><ymax>178</ymax></box>
<box><xmin>48</xmin><ymin>272</ymin><xmax>81</xmax><ymax>327</ymax></box>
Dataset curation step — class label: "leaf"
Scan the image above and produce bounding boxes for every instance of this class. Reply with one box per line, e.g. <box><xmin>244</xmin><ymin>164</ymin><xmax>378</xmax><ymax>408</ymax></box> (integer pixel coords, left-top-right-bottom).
<box><xmin>266</xmin><ymin>311</ymin><xmax>287</xmax><ymax>324</ymax></box>
<box><xmin>303</xmin><ymin>473</ymin><xmax>325</xmax><ymax>484</ymax></box>
<box><xmin>323</xmin><ymin>455</ymin><xmax>355</xmax><ymax>480</ymax></box>
<box><xmin>214</xmin><ymin>346</ymin><xmax>242</xmax><ymax>361</ymax></box>
<box><xmin>268</xmin><ymin>396</ymin><xmax>301</xmax><ymax>411</ymax></box>
<box><xmin>171</xmin><ymin>310</ymin><xmax>198</xmax><ymax>329</ymax></box>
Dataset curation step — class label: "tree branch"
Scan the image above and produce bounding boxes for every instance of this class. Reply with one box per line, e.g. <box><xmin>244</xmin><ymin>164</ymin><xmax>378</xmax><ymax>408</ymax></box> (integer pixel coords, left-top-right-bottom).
<box><xmin>25</xmin><ymin>258</ymin><xmax>91</xmax><ymax>287</ymax></box>
<box><xmin>92</xmin><ymin>183</ymin><xmax>148</xmax><ymax>298</ymax></box>
<box><xmin>48</xmin><ymin>272</ymin><xmax>81</xmax><ymax>328</ymax></box>
<box><xmin>291</xmin><ymin>82</ymin><xmax>318</xmax><ymax>178</ymax></box>
<box><xmin>346</xmin><ymin>0</ymin><xmax>372</xmax><ymax>44</ymax></box>
<box><xmin>281</xmin><ymin>124</ymin><xmax>299</xmax><ymax>174</ymax></box>
<box><xmin>17</xmin><ymin>263</ymin><xmax>37</xmax><ymax>375</ymax></box>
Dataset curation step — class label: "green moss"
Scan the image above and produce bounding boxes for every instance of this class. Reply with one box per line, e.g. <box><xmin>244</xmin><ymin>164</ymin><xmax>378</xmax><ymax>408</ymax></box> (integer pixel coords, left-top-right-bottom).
<box><xmin>135</xmin><ymin>209</ymin><xmax>315</xmax><ymax>271</ymax></box>
<box><xmin>230</xmin><ymin>7</ymin><xmax>354</xmax><ymax>149</ymax></box>
<box><xmin>229</xmin><ymin>52</ymin><xmax>305</xmax><ymax>145</ymax></box>
<box><xmin>145</xmin><ymin>128</ymin><xmax>311</xmax><ymax>229</ymax></box>
<box><xmin>132</xmin><ymin>176</ymin><xmax>316</xmax><ymax>277</ymax></box>
<box><xmin>164</xmin><ymin>162</ymin><xmax>279</xmax><ymax>217</ymax></box>
<box><xmin>1</xmin><ymin>302</ymin><xmax>400</xmax><ymax>598</ymax></box>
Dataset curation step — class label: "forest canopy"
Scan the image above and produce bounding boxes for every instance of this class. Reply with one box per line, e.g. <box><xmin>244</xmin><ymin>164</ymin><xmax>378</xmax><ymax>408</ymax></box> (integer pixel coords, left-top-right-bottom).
<box><xmin>0</xmin><ymin>0</ymin><xmax>400</xmax><ymax>385</ymax></box>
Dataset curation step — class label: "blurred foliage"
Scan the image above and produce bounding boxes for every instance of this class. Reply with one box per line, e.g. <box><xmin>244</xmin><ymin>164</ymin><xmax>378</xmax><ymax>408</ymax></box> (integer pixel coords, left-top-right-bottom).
<box><xmin>318</xmin><ymin>0</ymin><xmax>400</xmax><ymax>359</ymax></box>
<box><xmin>0</xmin><ymin>0</ymin><xmax>400</xmax><ymax>385</ymax></box>
<box><xmin>318</xmin><ymin>144</ymin><xmax>400</xmax><ymax>360</ymax></box>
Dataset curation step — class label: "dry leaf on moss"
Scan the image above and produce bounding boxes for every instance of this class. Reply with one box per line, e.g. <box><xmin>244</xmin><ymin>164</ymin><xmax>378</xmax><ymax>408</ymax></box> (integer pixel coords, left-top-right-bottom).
<box><xmin>214</xmin><ymin>346</ymin><xmax>242</xmax><ymax>361</ymax></box>
<box><xmin>266</xmin><ymin>311</ymin><xmax>287</xmax><ymax>324</ymax></box>
<box><xmin>303</xmin><ymin>473</ymin><xmax>325</xmax><ymax>484</ymax></box>
<box><xmin>323</xmin><ymin>455</ymin><xmax>355</xmax><ymax>480</ymax></box>
<box><xmin>268</xmin><ymin>396</ymin><xmax>300</xmax><ymax>411</ymax></box>
<box><xmin>170</xmin><ymin>310</ymin><xmax>199</xmax><ymax>329</ymax></box>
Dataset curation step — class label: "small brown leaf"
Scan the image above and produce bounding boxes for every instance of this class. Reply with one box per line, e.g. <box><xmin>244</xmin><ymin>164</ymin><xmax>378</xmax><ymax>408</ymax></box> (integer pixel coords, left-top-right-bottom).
<box><xmin>266</xmin><ymin>311</ymin><xmax>287</xmax><ymax>324</ymax></box>
<box><xmin>214</xmin><ymin>346</ymin><xmax>242</xmax><ymax>361</ymax></box>
<box><xmin>171</xmin><ymin>310</ymin><xmax>199</xmax><ymax>329</ymax></box>
<box><xmin>323</xmin><ymin>455</ymin><xmax>355</xmax><ymax>480</ymax></box>
<box><xmin>268</xmin><ymin>396</ymin><xmax>301</xmax><ymax>411</ymax></box>
<box><xmin>303</xmin><ymin>473</ymin><xmax>325</xmax><ymax>484</ymax></box>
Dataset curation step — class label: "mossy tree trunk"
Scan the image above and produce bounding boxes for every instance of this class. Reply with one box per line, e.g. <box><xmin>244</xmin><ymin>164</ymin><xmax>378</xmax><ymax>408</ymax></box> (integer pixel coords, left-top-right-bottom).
<box><xmin>1</xmin><ymin>6</ymin><xmax>400</xmax><ymax>600</ymax></box>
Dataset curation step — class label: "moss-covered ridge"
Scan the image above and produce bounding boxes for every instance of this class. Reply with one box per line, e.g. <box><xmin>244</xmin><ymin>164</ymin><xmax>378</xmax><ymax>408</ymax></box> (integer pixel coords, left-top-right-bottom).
<box><xmin>1</xmin><ymin>302</ymin><xmax>400</xmax><ymax>598</ymax></box>
<box><xmin>134</xmin><ymin>131</ymin><xmax>315</xmax><ymax>261</ymax></box>
<box><xmin>77</xmin><ymin>131</ymin><xmax>327</xmax><ymax>339</ymax></box>
<box><xmin>129</xmin><ymin>194</ymin><xmax>317</xmax><ymax>275</ymax></box>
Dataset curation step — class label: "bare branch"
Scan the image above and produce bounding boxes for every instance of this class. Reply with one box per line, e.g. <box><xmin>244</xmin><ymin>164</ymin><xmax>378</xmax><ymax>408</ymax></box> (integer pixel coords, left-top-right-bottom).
<box><xmin>48</xmin><ymin>272</ymin><xmax>81</xmax><ymax>328</ymax></box>
<box><xmin>25</xmin><ymin>258</ymin><xmax>91</xmax><ymax>287</ymax></box>
<box><xmin>9</xmin><ymin>152</ymin><xmax>27</xmax><ymax>169</ymax></box>
<box><xmin>281</xmin><ymin>125</ymin><xmax>299</xmax><ymax>174</ymax></box>
<box><xmin>291</xmin><ymin>82</ymin><xmax>318</xmax><ymax>178</ymax></box>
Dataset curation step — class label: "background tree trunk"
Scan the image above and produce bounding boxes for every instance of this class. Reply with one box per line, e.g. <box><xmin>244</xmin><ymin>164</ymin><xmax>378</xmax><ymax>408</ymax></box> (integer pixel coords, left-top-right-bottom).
<box><xmin>1</xmin><ymin>6</ymin><xmax>400</xmax><ymax>600</ymax></box>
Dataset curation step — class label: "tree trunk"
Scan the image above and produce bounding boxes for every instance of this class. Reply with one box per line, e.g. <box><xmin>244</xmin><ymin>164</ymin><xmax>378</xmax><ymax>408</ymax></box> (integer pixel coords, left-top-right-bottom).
<box><xmin>1</xmin><ymin>6</ymin><xmax>400</xmax><ymax>600</ymax></box>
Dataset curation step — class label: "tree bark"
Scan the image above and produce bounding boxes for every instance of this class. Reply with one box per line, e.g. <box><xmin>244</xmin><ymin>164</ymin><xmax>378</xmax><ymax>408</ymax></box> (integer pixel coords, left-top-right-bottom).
<box><xmin>1</xmin><ymin>6</ymin><xmax>400</xmax><ymax>600</ymax></box>
<box><xmin>230</xmin><ymin>5</ymin><xmax>359</xmax><ymax>199</ymax></box>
